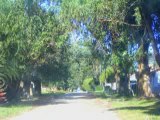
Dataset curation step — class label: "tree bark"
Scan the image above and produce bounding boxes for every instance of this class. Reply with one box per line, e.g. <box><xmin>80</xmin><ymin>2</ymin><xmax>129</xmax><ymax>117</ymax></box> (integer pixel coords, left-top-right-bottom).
<box><xmin>137</xmin><ymin>40</ymin><xmax>154</xmax><ymax>97</ymax></box>
<box><xmin>136</xmin><ymin>5</ymin><xmax>157</xmax><ymax>97</ymax></box>
<box><xmin>119</xmin><ymin>69</ymin><xmax>130</xmax><ymax>96</ymax></box>
<box><xmin>35</xmin><ymin>80</ymin><xmax>41</xmax><ymax>96</ymax></box>
<box><xmin>119</xmin><ymin>79</ymin><xmax>129</xmax><ymax>96</ymax></box>
<box><xmin>115</xmin><ymin>72</ymin><xmax>120</xmax><ymax>93</ymax></box>
<box><xmin>140</xmin><ymin>2</ymin><xmax>160</xmax><ymax>67</ymax></box>
<box><xmin>138</xmin><ymin>63</ymin><xmax>154</xmax><ymax>97</ymax></box>
<box><xmin>6</xmin><ymin>80</ymin><xmax>20</xmax><ymax>101</ymax></box>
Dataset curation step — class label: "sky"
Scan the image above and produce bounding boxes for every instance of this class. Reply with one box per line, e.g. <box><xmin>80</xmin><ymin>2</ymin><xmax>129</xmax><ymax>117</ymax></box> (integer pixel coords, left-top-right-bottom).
<box><xmin>39</xmin><ymin>0</ymin><xmax>60</xmax><ymax>13</ymax></box>
<box><xmin>152</xmin><ymin>14</ymin><xmax>160</xmax><ymax>53</ymax></box>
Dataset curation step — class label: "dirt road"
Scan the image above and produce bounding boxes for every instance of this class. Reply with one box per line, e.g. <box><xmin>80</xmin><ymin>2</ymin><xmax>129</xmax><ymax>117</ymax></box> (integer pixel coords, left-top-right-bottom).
<box><xmin>11</xmin><ymin>93</ymin><xmax>120</xmax><ymax>120</ymax></box>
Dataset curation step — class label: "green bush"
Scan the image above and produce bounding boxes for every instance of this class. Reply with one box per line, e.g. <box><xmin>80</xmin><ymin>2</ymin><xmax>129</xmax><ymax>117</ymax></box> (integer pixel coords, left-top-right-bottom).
<box><xmin>99</xmin><ymin>70</ymin><xmax>106</xmax><ymax>83</ymax></box>
<box><xmin>82</xmin><ymin>77</ymin><xmax>94</xmax><ymax>91</ymax></box>
<box><xmin>95</xmin><ymin>85</ymin><xmax>103</xmax><ymax>91</ymax></box>
<box><xmin>99</xmin><ymin>66</ymin><xmax>114</xmax><ymax>83</ymax></box>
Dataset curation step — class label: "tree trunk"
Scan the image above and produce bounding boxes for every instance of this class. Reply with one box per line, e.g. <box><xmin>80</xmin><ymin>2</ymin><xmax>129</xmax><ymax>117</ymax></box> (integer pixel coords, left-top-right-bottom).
<box><xmin>144</xmin><ymin>16</ymin><xmax>160</xmax><ymax>67</ymax></box>
<box><xmin>35</xmin><ymin>80</ymin><xmax>41</xmax><ymax>96</ymax></box>
<box><xmin>6</xmin><ymin>80</ymin><xmax>20</xmax><ymax>101</ymax></box>
<box><xmin>137</xmin><ymin>40</ymin><xmax>154</xmax><ymax>97</ymax></box>
<box><xmin>115</xmin><ymin>72</ymin><xmax>120</xmax><ymax>93</ymax></box>
<box><xmin>138</xmin><ymin>63</ymin><xmax>154</xmax><ymax>97</ymax></box>
<box><xmin>119</xmin><ymin>70</ymin><xmax>130</xmax><ymax>96</ymax></box>
<box><xmin>137</xmin><ymin>5</ymin><xmax>160</xmax><ymax>97</ymax></box>
<box><xmin>140</xmin><ymin>3</ymin><xmax>160</xmax><ymax>67</ymax></box>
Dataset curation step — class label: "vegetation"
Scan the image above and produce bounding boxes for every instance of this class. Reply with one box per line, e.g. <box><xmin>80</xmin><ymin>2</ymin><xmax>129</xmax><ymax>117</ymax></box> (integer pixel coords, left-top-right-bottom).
<box><xmin>0</xmin><ymin>90</ymin><xmax>65</xmax><ymax>119</ymax></box>
<box><xmin>111</xmin><ymin>98</ymin><xmax>160</xmax><ymax>120</ymax></box>
<box><xmin>94</xmin><ymin>92</ymin><xmax>160</xmax><ymax>120</ymax></box>
<box><xmin>0</xmin><ymin>103</ymin><xmax>33</xmax><ymax>120</ymax></box>
<box><xmin>60</xmin><ymin>0</ymin><xmax>160</xmax><ymax>97</ymax></box>
<box><xmin>0</xmin><ymin>0</ymin><xmax>160</xmax><ymax>105</ymax></box>
<box><xmin>1</xmin><ymin>1</ymin><xmax>160</xmax><ymax>119</ymax></box>
<box><xmin>82</xmin><ymin>77</ymin><xmax>94</xmax><ymax>91</ymax></box>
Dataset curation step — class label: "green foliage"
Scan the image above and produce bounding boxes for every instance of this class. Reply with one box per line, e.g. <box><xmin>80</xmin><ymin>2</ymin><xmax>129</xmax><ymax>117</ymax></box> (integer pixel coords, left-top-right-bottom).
<box><xmin>0</xmin><ymin>0</ymin><xmax>159</xmax><ymax>98</ymax></box>
<box><xmin>82</xmin><ymin>77</ymin><xmax>94</xmax><ymax>91</ymax></box>
<box><xmin>106</xmin><ymin>67</ymin><xmax>114</xmax><ymax>82</ymax></box>
<box><xmin>66</xmin><ymin>40</ymin><xmax>93</xmax><ymax>89</ymax></box>
<box><xmin>99</xmin><ymin>70</ymin><xmax>106</xmax><ymax>83</ymax></box>
<box><xmin>0</xmin><ymin>0</ymin><xmax>69</xmax><ymax>94</ymax></box>
<box><xmin>99</xmin><ymin>66</ymin><xmax>114</xmax><ymax>83</ymax></box>
<box><xmin>95</xmin><ymin>85</ymin><xmax>103</xmax><ymax>91</ymax></box>
<box><xmin>134</xmin><ymin>7</ymin><xmax>142</xmax><ymax>25</ymax></box>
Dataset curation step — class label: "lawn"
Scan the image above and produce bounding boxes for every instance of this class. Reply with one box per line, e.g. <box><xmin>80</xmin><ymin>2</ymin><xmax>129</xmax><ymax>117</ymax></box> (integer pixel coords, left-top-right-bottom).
<box><xmin>94</xmin><ymin>92</ymin><xmax>160</xmax><ymax>120</ymax></box>
<box><xmin>0</xmin><ymin>90</ymin><xmax>65</xmax><ymax>120</ymax></box>
<box><xmin>0</xmin><ymin>102</ymin><xmax>33</xmax><ymax>120</ymax></box>
<box><xmin>111</xmin><ymin>97</ymin><xmax>160</xmax><ymax>120</ymax></box>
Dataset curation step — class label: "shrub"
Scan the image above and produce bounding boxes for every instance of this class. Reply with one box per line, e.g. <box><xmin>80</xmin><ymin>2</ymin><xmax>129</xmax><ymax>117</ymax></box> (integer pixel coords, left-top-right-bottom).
<box><xmin>99</xmin><ymin>66</ymin><xmax>114</xmax><ymax>84</ymax></box>
<box><xmin>82</xmin><ymin>77</ymin><xmax>94</xmax><ymax>91</ymax></box>
<box><xmin>95</xmin><ymin>85</ymin><xmax>103</xmax><ymax>91</ymax></box>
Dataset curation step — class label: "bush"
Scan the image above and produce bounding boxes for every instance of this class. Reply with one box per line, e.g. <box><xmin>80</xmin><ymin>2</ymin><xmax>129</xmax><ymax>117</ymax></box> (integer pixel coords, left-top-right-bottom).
<box><xmin>82</xmin><ymin>77</ymin><xmax>94</xmax><ymax>91</ymax></box>
<box><xmin>95</xmin><ymin>85</ymin><xmax>103</xmax><ymax>91</ymax></box>
<box><xmin>99</xmin><ymin>66</ymin><xmax>114</xmax><ymax>83</ymax></box>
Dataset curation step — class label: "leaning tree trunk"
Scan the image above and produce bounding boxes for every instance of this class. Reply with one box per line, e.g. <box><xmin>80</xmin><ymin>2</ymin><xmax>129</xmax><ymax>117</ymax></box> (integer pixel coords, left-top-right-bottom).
<box><xmin>145</xmin><ymin>17</ymin><xmax>160</xmax><ymax>67</ymax></box>
<box><xmin>140</xmin><ymin>1</ymin><xmax>160</xmax><ymax>68</ymax></box>
<box><xmin>136</xmin><ymin>5</ymin><xmax>160</xmax><ymax>97</ymax></box>
<box><xmin>137</xmin><ymin>39</ymin><xmax>154</xmax><ymax>97</ymax></box>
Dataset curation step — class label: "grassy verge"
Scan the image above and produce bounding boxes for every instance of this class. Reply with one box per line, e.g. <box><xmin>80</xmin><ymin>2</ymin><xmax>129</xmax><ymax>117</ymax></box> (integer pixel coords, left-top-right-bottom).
<box><xmin>0</xmin><ymin>90</ymin><xmax>66</xmax><ymax>120</ymax></box>
<box><xmin>0</xmin><ymin>102</ymin><xmax>33</xmax><ymax>120</ymax></box>
<box><xmin>94</xmin><ymin>92</ymin><xmax>160</xmax><ymax>120</ymax></box>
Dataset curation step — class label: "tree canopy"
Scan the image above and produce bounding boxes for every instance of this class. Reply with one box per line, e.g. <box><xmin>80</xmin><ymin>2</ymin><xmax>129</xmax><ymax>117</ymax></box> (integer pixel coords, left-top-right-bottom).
<box><xmin>1</xmin><ymin>0</ymin><xmax>160</xmax><ymax>99</ymax></box>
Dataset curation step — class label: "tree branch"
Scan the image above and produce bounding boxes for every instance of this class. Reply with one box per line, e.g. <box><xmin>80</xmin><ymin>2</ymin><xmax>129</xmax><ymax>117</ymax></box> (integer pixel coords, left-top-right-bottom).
<box><xmin>98</xmin><ymin>18</ymin><xmax>143</xmax><ymax>27</ymax></box>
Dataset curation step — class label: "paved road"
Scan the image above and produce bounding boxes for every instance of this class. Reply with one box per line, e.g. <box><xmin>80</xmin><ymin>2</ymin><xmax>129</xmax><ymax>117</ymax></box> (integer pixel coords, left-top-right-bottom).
<box><xmin>11</xmin><ymin>93</ymin><xmax>120</xmax><ymax>120</ymax></box>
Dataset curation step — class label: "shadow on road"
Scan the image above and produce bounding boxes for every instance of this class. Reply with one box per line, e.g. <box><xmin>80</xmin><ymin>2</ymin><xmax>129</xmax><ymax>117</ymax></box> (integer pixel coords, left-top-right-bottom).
<box><xmin>0</xmin><ymin>92</ymin><xmax>96</xmax><ymax>108</ymax></box>
<box><xmin>64</xmin><ymin>92</ymin><xmax>96</xmax><ymax>100</ymax></box>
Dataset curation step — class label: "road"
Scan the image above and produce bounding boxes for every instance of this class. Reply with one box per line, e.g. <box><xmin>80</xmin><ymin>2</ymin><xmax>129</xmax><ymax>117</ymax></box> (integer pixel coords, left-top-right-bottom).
<box><xmin>11</xmin><ymin>93</ymin><xmax>120</xmax><ymax>120</ymax></box>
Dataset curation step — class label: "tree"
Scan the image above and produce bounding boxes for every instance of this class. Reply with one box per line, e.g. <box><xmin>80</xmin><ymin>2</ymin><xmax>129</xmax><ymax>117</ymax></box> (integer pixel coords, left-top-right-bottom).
<box><xmin>66</xmin><ymin>40</ymin><xmax>93</xmax><ymax>90</ymax></box>
<box><xmin>60</xmin><ymin>0</ymin><xmax>160</xmax><ymax>97</ymax></box>
<box><xmin>0</xmin><ymin>0</ymin><xmax>69</xmax><ymax>99</ymax></box>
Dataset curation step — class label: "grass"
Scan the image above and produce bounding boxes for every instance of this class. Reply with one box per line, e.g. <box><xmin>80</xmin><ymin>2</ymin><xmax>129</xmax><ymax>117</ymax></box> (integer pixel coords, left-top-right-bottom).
<box><xmin>0</xmin><ymin>90</ymin><xmax>66</xmax><ymax>120</ymax></box>
<box><xmin>94</xmin><ymin>92</ymin><xmax>160</xmax><ymax>120</ymax></box>
<box><xmin>0</xmin><ymin>102</ymin><xmax>33</xmax><ymax>120</ymax></box>
<box><xmin>111</xmin><ymin>98</ymin><xmax>160</xmax><ymax>120</ymax></box>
